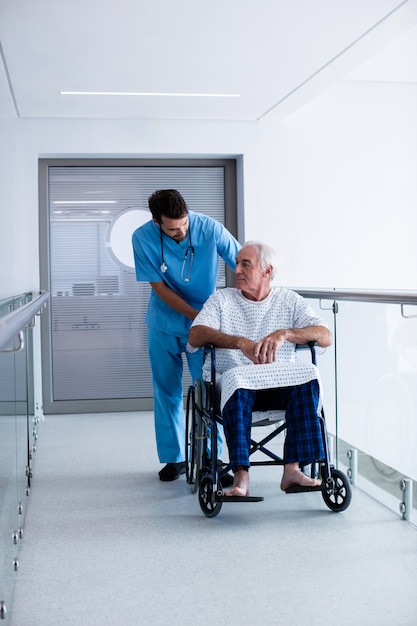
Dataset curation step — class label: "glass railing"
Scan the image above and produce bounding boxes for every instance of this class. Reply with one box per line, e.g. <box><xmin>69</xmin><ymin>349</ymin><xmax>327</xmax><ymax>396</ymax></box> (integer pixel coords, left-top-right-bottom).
<box><xmin>1</xmin><ymin>287</ymin><xmax>415</xmax><ymax>620</ymax></box>
<box><xmin>296</xmin><ymin>289</ymin><xmax>417</xmax><ymax>527</ymax></box>
<box><xmin>0</xmin><ymin>291</ymin><xmax>49</xmax><ymax>622</ymax></box>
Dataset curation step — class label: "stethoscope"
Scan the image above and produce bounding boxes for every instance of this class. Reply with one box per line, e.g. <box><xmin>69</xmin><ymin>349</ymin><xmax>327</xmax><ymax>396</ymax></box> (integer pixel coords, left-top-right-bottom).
<box><xmin>159</xmin><ymin>223</ymin><xmax>194</xmax><ymax>282</ymax></box>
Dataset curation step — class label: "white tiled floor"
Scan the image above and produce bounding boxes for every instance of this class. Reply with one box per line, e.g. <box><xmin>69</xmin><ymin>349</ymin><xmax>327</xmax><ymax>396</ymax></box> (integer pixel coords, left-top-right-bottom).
<box><xmin>9</xmin><ymin>412</ymin><xmax>417</xmax><ymax>626</ymax></box>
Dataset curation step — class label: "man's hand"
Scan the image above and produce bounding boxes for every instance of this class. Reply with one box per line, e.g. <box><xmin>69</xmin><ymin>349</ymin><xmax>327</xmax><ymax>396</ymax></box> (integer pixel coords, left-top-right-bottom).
<box><xmin>254</xmin><ymin>332</ymin><xmax>286</xmax><ymax>363</ymax></box>
<box><xmin>237</xmin><ymin>331</ymin><xmax>286</xmax><ymax>364</ymax></box>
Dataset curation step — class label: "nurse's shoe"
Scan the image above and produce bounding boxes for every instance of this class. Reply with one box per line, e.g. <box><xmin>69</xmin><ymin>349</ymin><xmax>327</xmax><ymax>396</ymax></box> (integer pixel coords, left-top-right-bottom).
<box><xmin>159</xmin><ymin>462</ymin><xmax>186</xmax><ymax>481</ymax></box>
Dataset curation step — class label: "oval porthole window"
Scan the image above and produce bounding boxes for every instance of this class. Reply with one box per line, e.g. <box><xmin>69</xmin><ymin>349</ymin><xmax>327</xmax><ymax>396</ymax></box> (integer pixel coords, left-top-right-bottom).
<box><xmin>106</xmin><ymin>208</ymin><xmax>151</xmax><ymax>271</ymax></box>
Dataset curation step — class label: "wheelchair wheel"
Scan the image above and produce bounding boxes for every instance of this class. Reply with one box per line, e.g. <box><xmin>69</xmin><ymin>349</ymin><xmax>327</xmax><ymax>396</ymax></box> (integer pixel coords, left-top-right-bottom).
<box><xmin>185</xmin><ymin>380</ymin><xmax>203</xmax><ymax>493</ymax></box>
<box><xmin>322</xmin><ymin>468</ymin><xmax>352</xmax><ymax>512</ymax></box>
<box><xmin>199</xmin><ymin>474</ymin><xmax>223</xmax><ymax>518</ymax></box>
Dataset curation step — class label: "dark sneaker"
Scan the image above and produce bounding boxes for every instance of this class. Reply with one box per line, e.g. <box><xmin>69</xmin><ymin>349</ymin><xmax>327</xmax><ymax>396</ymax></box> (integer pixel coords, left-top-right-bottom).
<box><xmin>159</xmin><ymin>462</ymin><xmax>186</xmax><ymax>482</ymax></box>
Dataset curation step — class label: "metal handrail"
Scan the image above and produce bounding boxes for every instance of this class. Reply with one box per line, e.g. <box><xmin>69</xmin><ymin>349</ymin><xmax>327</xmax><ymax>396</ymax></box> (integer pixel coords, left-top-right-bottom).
<box><xmin>0</xmin><ymin>292</ymin><xmax>50</xmax><ymax>352</ymax></box>
<box><xmin>294</xmin><ymin>288</ymin><xmax>417</xmax><ymax>305</ymax></box>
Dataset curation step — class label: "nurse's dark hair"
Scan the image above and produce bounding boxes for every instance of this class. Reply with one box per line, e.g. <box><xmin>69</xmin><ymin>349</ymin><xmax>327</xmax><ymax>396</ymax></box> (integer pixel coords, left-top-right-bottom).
<box><xmin>244</xmin><ymin>241</ymin><xmax>278</xmax><ymax>280</ymax></box>
<box><xmin>148</xmin><ymin>189</ymin><xmax>188</xmax><ymax>223</ymax></box>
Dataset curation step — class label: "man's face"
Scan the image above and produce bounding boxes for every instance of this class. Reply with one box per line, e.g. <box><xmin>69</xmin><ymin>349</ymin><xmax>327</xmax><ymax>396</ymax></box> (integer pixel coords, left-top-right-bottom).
<box><xmin>235</xmin><ymin>245</ymin><xmax>268</xmax><ymax>298</ymax></box>
<box><xmin>155</xmin><ymin>214</ymin><xmax>189</xmax><ymax>243</ymax></box>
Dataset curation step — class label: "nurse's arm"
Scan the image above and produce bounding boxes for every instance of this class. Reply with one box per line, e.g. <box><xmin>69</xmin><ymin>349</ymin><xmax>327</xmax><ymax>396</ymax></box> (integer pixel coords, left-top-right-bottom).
<box><xmin>150</xmin><ymin>281</ymin><xmax>199</xmax><ymax>321</ymax></box>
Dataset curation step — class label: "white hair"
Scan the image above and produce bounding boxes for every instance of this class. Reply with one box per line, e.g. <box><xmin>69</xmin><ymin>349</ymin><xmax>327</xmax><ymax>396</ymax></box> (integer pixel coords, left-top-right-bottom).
<box><xmin>243</xmin><ymin>241</ymin><xmax>278</xmax><ymax>280</ymax></box>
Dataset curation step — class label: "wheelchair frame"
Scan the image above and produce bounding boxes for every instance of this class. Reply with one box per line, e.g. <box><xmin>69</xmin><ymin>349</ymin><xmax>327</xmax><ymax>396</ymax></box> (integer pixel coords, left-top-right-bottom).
<box><xmin>185</xmin><ymin>343</ymin><xmax>352</xmax><ymax>517</ymax></box>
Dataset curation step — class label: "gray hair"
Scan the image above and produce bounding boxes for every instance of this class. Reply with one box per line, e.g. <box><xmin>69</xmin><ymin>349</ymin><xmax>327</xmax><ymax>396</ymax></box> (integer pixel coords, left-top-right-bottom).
<box><xmin>243</xmin><ymin>241</ymin><xmax>278</xmax><ymax>280</ymax></box>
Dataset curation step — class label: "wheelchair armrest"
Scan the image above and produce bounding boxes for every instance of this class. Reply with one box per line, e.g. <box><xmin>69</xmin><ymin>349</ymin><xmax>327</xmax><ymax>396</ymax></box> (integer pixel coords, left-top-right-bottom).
<box><xmin>295</xmin><ymin>341</ymin><xmax>317</xmax><ymax>365</ymax></box>
<box><xmin>205</xmin><ymin>342</ymin><xmax>317</xmax><ymax>364</ymax></box>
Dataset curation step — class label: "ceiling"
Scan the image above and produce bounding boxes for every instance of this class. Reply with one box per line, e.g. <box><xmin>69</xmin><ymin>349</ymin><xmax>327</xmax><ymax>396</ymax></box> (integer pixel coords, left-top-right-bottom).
<box><xmin>0</xmin><ymin>0</ymin><xmax>416</xmax><ymax>122</ymax></box>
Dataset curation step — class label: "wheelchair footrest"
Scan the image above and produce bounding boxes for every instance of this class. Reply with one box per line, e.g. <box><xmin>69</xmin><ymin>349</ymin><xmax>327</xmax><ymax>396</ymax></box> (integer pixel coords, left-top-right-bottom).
<box><xmin>284</xmin><ymin>484</ymin><xmax>323</xmax><ymax>494</ymax></box>
<box><xmin>216</xmin><ymin>495</ymin><xmax>264</xmax><ymax>503</ymax></box>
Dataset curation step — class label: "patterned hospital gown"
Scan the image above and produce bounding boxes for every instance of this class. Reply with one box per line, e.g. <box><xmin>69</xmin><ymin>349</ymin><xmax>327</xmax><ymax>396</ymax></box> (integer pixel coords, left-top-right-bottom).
<box><xmin>190</xmin><ymin>287</ymin><xmax>328</xmax><ymax>411</ymax></box>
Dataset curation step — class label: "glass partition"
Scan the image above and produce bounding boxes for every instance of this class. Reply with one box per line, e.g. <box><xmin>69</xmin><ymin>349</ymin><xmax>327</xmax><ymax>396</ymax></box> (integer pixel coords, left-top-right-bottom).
<box><xmin>0</xmin><ymin>298</ymin><xmax>23</xmax><ymax>620</ymax></box>
<box><xmin>0</xmin><ymin>334</ymin><xmax>19</xmax><ymax>621</ymax></box>
<box><xmin>0</xmin><ymin>293</ymin><xmax>42</xmax><ymax>622</ymax></box>
<box><xmin>1</xmin><ymin>287</ymin><xmax>416</xmax><ymax>622</ymax></box>
<box><xmin>336</xmin><ymin>299</ymin><xmax>416</xmax><ymax>524</ymax></box>
<box><xmin>300</xmin><ymin>292</ymin><xmax>417</xmax><ymax>526</ymax></box>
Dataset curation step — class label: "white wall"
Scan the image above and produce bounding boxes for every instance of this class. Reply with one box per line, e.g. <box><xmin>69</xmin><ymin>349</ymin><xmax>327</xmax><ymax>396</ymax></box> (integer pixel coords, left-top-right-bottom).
<box><xmin>256</xmin><ymin>80</ymin><xmax>417</xmax><ymax>290</ymax></box>
<box><xmin>0</xmin><ymin>118</ymin><xmax>259</xmax><ymax>299</ymax></box>
<box><xmin>0</xmin><ymin>76</ymin><xmax>416</xmax><ymax>298</ymax></box>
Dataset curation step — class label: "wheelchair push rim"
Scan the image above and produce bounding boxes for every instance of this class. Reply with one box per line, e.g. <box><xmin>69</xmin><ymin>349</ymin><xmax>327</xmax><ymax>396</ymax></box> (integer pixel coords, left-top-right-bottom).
<box><xmin>185</xmin><ymin>379</ymin><xmax>204</xmax><ymax>493</ymax></box>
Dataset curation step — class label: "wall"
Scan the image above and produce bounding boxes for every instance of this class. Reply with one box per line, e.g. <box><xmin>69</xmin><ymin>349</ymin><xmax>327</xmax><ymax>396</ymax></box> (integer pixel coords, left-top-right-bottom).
<box><xmin>256</xmin><ymin>80</ymin><xmax>417</xmax><ymax>290</ymax></box>
<box><xmin>0</xmin><ymin>75</ymin><xmax>416</xmax><ymax>298</ymax></box>
<box><xmin>0</xmin><ymin>118</ymin><xmax>259</xmax><ymax>299</ymax></box>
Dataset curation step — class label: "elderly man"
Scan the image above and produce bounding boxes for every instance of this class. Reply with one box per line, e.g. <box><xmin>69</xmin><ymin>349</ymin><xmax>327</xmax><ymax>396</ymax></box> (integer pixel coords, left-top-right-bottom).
<box><xmin>188</xmin><ymin>241</ymin><xmax>332</xmax><ymax>497</ymax></box>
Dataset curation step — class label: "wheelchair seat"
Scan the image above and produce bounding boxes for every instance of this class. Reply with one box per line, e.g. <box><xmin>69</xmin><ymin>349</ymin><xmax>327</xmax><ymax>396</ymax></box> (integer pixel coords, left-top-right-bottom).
<box><xmin>251</xmin><ymin>409</ymin><xmax>285</xmax><ymax>426</ymax></box>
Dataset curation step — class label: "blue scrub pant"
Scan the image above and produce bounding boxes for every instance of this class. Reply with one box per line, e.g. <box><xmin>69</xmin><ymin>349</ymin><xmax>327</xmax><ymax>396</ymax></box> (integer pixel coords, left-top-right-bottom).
<box><xmin>148</xmin><ymin>326</ymin><xmax>223</xmax><ymax>463</ymax></box>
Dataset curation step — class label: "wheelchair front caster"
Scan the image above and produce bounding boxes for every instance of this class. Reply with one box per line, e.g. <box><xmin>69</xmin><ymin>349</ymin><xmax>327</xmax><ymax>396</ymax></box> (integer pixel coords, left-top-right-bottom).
<box><xmin>198</xmin><ymin>474</ymin><xmax>223</xmax><ymax>518</ymax></box>
<box><xmin>322</xmin><ymin>468</ymin><xmax>352</xmax><ymax>512</ymax></box>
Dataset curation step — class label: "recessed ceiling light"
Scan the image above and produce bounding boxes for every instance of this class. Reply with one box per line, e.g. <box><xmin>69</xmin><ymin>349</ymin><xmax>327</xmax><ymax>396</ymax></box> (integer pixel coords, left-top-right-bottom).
<box><xmin>53</xmin><ymin>200</ymin><xmax>117</xmax><ymax>205</ymax></box>
<box><xmin>60</xmin><ymin>91</ymin><xmax>240</xmax><ymax>98</ymax></box>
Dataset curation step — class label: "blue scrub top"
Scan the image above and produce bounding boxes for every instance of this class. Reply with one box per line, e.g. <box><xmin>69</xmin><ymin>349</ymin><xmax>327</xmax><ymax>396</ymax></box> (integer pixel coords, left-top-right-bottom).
<box><xmin>132</xmin><ymin>211</ymin><xmax>241</xmax><ymax>336</ymax></box>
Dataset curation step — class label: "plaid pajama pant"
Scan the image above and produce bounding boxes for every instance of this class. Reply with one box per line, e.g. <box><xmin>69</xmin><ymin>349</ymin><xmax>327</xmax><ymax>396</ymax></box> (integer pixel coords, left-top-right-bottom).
<box><xmin>221</xmin><ymin>379</ymin><xmax>324</xmax><ymax>469</ymax></box>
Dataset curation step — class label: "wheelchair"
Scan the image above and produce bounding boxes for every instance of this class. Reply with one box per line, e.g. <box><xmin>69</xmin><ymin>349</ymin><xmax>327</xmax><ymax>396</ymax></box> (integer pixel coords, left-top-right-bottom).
<box><xmin>185</xmin><ymin>343</ymin><xmax>352</xmax><ymax>518</ymax></box>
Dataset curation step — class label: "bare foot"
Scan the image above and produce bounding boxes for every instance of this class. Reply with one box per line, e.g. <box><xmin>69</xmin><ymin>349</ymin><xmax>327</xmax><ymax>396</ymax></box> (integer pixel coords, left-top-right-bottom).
<box><xmin>280</xmin><ymin>463</ymin><xmax>322</xmax><ymax>491</ymax></box>
<box><xmin>225</xmin><ymin>468</ymin><xmax>250</xmax><ymax>497</ymax></box>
